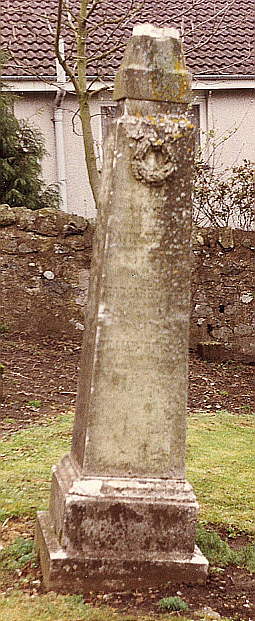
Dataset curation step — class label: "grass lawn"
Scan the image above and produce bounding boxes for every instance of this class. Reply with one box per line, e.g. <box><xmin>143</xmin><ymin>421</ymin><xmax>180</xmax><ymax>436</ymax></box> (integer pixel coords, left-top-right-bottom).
<box><xmin>0</xmin><ymin>591</ymin><xmax>186</xmax><ymax>621</ymax></box>
<box><xmin>0</xmin><ymin>409</ymin><xmax>254</xmax><ymax>621</ymax></box>
<box><xmin>0</xmin><ymin>413</ymin><xmax>73</xmax><ymax>522</ymax></box>
<box><xmin>187</xmin><ymin>410</ymin><xmax>254</xmax><ymax>533</ymax></box>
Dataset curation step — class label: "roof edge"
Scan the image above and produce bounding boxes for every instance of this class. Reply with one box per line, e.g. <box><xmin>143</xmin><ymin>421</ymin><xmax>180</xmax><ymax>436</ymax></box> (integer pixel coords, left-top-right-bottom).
<box><xmin>2</xmin><ymin>72</ymin><xmax>255</xmax><ymax>81</ymax></box>
<box><xmin>194</xmin><ymin>74</ymin><xmax>255</xmax><ymax>79</ymax></box>
<box><xmin>2</xmin><ymin>76</ymin><xmax>255</xmax><ymax>93</ymax></box>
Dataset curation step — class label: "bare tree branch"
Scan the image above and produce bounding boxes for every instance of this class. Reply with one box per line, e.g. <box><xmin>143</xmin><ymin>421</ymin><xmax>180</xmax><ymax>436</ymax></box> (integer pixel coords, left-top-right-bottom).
<box><xmin>55</xmin><ymin>0</ymin><xmax>79</xmax><ymax>91</ymax></box>
<box><xmin>63</xmin><ymin>0</ymin><xmax>78</xmax><ymax>26</ymax></box>
<box><xmin>87</xmin><ymin>0</ymin><xmax>102</xmax><ymax>19</ymax></box>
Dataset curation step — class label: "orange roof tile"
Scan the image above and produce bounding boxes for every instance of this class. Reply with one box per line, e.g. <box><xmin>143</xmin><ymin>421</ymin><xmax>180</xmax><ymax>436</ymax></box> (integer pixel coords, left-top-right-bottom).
<box><xmin>1</xmin><ymin>0</ymin><xmax>254</xmax><ymax>79</ymax></box>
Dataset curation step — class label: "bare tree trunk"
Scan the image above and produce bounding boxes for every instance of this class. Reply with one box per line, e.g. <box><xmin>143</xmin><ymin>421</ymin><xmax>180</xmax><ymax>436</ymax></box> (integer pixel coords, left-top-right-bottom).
<box><xmin>79</xmin><ymin>92</ymin><xmax>100</xmax><ymax>206</ymax></box>
<box><xmin>76</xmin><ymin>0</ymin><xmax>100</xmax><ymax>206</ymax></box>
<box><xmin>56</xmin><ymin>0</ymin><xmax>100</xmax><ymax>208</ymax></box>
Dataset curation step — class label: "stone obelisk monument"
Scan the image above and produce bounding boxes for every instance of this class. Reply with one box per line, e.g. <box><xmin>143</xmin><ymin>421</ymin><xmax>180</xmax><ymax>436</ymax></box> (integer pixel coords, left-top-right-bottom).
<box><xmin>36</xmin><ymin>24</ymin><xmax>208</xmax><ymax>592</ymax></box>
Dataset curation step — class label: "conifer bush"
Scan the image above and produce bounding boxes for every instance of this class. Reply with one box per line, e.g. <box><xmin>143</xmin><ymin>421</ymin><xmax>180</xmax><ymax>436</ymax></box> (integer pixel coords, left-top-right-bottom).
<box><xmin>0</xmin><ymin>51</ymin><xmax>59</xmax><ymax>210</ymax></box>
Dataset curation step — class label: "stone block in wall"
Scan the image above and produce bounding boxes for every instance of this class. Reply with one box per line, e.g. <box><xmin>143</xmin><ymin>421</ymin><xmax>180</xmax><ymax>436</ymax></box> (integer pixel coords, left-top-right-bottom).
<box><xmin>1</xmin><ymin>214</ymin><xmax>254</xmax><ymax>361</ymax></box>
<box><xmin>193</xmin><ymin>303</ymin><xmax>213</xmax><ymax>317</ymax></box>
<box><xmin>237</xmin><ymin>336</ymin><xmax>255</xmax><ymax>356</ymax></box>
<box><xmin>211</xmin><ymin>326</ymin><xmax>233</xmax><ymax>342</ymax></box>
<box><xmin>240</xmin><ymin>292</ymin><xmax>254</xmax><ymax>304</ymax></box>
<box><xmin>191</xmin><ymin>227</ymin><xmax>255</xmax><ymax>361</ymax></box>
<box><xmin>0</xmin><ymin>205</ymin><xmax>17</xmax><ymax>226</ymax></box>
<box><xmin>218</xmin><ymin>228</ymin><xmax>234</xmax><ymax>249</ymax></box>
<box><xmin>0</xmin><ymin>206</ymin><xmax>93</xmax><ymax>339</ymax></box>
<box><xmin>197</xmin><ymin>341</ymin><xmax>254</xmax><ymax>364</ymax></box>
<box><xmin>234</xmin><ymin>324</ymin><xmax>254</xmax><ymax>337</ymax></box>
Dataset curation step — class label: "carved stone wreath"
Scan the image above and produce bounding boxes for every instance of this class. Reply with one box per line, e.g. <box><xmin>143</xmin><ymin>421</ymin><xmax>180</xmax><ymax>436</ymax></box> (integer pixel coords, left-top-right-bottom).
<box><xmin>131</xmin><ymin>135</ymin><xmax>177</xmax><ymax>185</ymax></box>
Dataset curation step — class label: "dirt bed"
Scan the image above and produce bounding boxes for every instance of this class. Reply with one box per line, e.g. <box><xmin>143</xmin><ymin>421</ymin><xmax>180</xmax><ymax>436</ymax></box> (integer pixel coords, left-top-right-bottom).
<box><xmin>2</xmin><ymin>554</ymin><xmax>250</xmax><ymax>621</ymax></box>
<box><xmin>0</xmin><ymin>334</ymin><xmax>80</xmax><ymax>434</ymax></box>
<box><xmin>0</xmin><ymin>334</ymin><xmax>254</xmax><ymax>435</ymax></box>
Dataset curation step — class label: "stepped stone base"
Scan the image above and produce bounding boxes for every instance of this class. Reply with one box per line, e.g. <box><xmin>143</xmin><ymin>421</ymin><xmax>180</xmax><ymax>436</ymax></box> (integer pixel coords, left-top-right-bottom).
<box><xmin>36</xmin><ymin>455</ymin><xmax>208</xmax><ymax>592</ymax></box>
<box><xmin>36</xmin><ymin>511</ymin><xmax>208</xmax><ymax>592</ymax></box>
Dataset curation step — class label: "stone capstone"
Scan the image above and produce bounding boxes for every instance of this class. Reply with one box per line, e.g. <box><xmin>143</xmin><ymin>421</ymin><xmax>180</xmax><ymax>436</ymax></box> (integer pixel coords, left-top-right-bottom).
<box><xmin>114</xmin><ymin>24</ymin><xmax>192</xmax><ymax>104</ymax></box>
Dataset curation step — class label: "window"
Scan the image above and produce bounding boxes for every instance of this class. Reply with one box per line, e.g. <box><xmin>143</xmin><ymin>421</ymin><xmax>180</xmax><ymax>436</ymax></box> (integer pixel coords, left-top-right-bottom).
<box><xmin>101</xmin><ymin>105</ymin><xmax>117</xmax><ymax>142</ymax></box>
<box><xmin>188</xmin><ymin>104</ymin><xmax>200</xmax><ymax>151</ymax></box>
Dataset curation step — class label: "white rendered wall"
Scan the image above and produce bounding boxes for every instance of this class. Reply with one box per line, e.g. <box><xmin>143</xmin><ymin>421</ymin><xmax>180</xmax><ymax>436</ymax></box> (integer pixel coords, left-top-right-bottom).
<box><xmin>206</xmin><ymin>89</ymin><xmax>255</xmax><ymax>169</ymax></box>
<box><xmin>13</xmin><ymin>88</ymin><xmax>255</xmax><ymax>217</ymax></box>
<box><xmin>14</xmin><ymin>93</ymin><xmax>57</xmax><ymax>188</ymax></box>
<box><xmin>14</xmin><ymin>92</ymin><xmax>100</xmax><ymax>218</ymax></box>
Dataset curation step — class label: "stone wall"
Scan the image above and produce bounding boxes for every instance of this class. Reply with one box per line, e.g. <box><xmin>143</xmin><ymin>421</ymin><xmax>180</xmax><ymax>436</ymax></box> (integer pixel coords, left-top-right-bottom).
<box><xmin>0</xmin><ymin>205</ymin><xmax>93</xmax><ymax>339</ymax></box>
<box><xmin>1</xmin><ymin>207</ymin><xmax>254</xmax><ymax>360</ymax></box>
<box><xmin>191</xmin><ymin>227</ymin><xmax>255</xmax><ymax>362</ymax></box>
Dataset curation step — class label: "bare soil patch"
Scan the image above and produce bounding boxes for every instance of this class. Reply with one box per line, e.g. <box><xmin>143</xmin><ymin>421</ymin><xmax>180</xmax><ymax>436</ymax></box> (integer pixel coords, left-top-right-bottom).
<box><xmin>0</xmin><ymin>334</ymin><xmax>80</xmax><ymax>434</ymax></box>
<box><xmin>3</xmin><ymin>546</ymin><xmax>255</xmax><ymax>621</ymax></box>
<box><xmin>82</xmin><ymin>569</ymin><xmax>255</xmax><ymax>620</ymax></box>
<box><xmin>1</xmin><ymin>335</ymin><xmax>254</xmax><ymax>435</ymax></box>
<box><xmin>188</xmin><ymin>353</ymin><xmax>254</xmax><ymax>415</ymax></box>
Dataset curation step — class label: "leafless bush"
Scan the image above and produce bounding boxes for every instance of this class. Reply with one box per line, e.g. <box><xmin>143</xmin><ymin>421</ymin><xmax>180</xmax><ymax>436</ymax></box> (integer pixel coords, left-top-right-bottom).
<box><xmin>193</xmin><ymin>158</ymin><xmax>254</xmax><ymax>230</ymax></box>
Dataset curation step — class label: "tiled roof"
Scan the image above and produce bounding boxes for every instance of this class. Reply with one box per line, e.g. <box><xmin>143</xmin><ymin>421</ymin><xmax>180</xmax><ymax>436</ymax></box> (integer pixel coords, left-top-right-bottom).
<box><xmin>1</xmin><ymin>0</ymin><xmax>254</xmax><ymax>79</ymax></box>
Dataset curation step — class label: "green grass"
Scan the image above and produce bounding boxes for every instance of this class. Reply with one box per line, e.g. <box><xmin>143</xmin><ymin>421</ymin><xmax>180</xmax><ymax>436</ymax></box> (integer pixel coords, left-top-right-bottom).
<box><xmin>0</xmin><ymin>538</ymin><xmax>35</xmax><ymax>571</ymax></box>
<box><xmin>26</xmin><ymin>400</ymin><xmax>42</xmax><ymax>409</ymax></box>
<box><xmin>197</xmin><ymin>525</ymin><xmax>255</xmax><ymax>572</ymax></box>
<box><xmin>0</xmin><ymin>409</ymin><xmax>254</xmax><ymax>533</ymax></box>
<box><xmin>0</xmin><ymin>413</ymin><xmax>73</xmax><ymax>521</ymax></box>
<box><xmin>0</xmin><ymin>322</ymin><xmax>8</xmax><ymax>334</ymax></box>
<box><xmin>0</xmin><ymin>591</ymin><xmax>197</xmax><ymax>621</ymax></box>
<box><xmin>0</xmin><ymin>537</ymin><xmax>38</xmax><ymax>594</ymax></box>
<box><xmin>0</xmin><ymin>592</ymin><xmax>132</xmax><ymax>621</ymax></box>
<box><xmin>158</xmin><ymin>596</ymin><xmax>188</xmax><ymax>611</ymax></box>
<box><xmin>0</xmin><ymin>409</ymin><xmax>252</xmax><ymax>621</ymax></box>
<box><xmin>187</xmin><ymin>410</ymin><xmax>255</xmax><ymax>533</ymax></box>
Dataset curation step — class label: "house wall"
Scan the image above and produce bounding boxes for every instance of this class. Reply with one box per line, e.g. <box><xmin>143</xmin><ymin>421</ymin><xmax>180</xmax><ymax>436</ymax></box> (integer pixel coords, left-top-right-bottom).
<box><xmin>206</xmin><ymin>89</ymin><xmax>255</xmax><ymax>168</ymax></box>
<box><xmin>13</xmin><ymin>88</ymin><xmax>255</xmax><ymax>219</ymax></box>
<box><xmin>14</xmin><ymin>92</ymin><xmax>100</xmax><ymax>218</ymax></box>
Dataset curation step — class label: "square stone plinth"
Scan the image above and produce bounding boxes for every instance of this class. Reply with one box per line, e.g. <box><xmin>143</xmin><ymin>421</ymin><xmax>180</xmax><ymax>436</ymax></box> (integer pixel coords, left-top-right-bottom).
<box><xmin>36</xmin><ymin>456</ymin><xmax>208</xmax><ymax>592</ymax></box>
<box><xmin>36</xmin><ymin>511</ymin><xmax>208</xmax><ymax>592</ymax></box>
